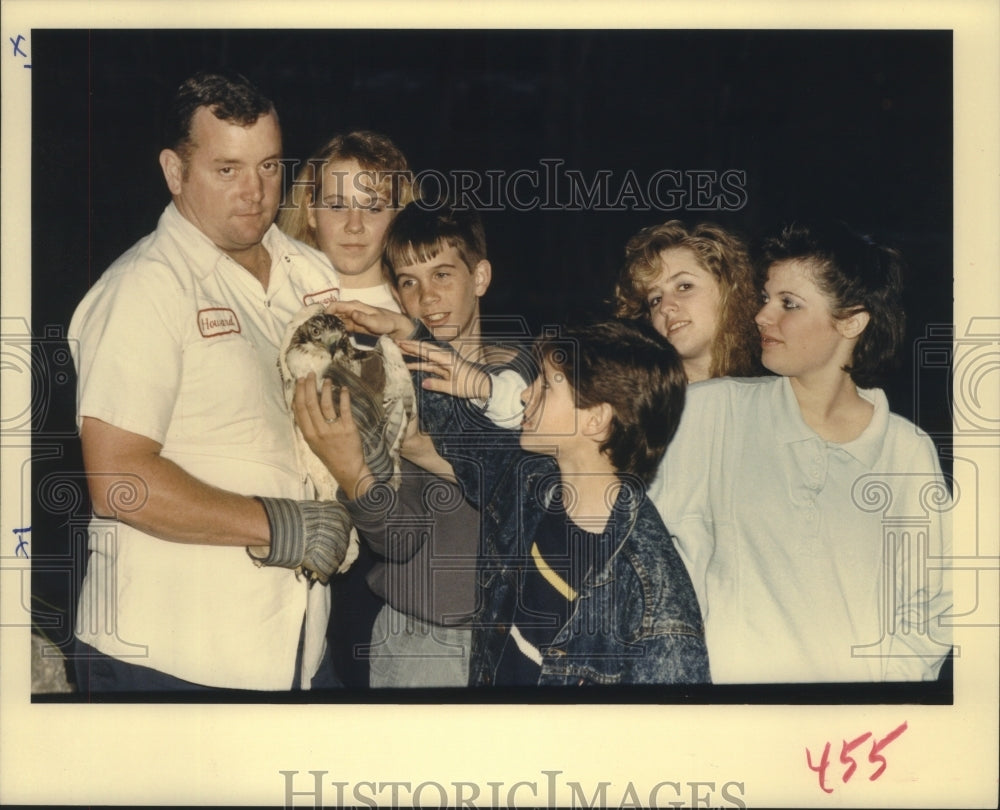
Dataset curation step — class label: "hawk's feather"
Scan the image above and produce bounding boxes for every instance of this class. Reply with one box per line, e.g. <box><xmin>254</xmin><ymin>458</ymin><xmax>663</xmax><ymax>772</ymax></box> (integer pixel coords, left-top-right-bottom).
<box><xmin>274</xmin><ymin>303</ymin><xmax>416</xmax><ymax>575</ymax></box>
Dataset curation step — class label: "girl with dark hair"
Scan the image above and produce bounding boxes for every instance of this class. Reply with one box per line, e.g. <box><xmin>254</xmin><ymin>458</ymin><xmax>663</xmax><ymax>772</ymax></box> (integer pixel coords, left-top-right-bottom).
<box><xmin>650</xmin><ymin>221</ymin><xmax>952</xmax><ymax>683</ymax></box>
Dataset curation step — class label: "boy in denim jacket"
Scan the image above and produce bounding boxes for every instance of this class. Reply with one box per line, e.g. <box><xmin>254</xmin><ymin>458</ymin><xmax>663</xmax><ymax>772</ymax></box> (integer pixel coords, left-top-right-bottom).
<box><xmin>400</xmin><ymin>319</ymin><xmax>711</xmax><ymax>686</ymax></box>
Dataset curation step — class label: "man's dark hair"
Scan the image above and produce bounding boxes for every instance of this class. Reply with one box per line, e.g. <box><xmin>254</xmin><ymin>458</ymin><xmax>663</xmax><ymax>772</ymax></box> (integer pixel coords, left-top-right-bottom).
<box><xmin>164</xmin><ymin>70</ymin><xmax>276</xmax><ymax>160</ymax></box>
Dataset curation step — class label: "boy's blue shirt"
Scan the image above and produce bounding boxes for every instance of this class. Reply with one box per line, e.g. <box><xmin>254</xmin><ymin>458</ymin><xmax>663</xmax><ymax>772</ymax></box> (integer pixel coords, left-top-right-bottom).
<box><xmin>413</xmin><ymin>346</ymin><xmax>711</xmax><ymax>687</ymax></box>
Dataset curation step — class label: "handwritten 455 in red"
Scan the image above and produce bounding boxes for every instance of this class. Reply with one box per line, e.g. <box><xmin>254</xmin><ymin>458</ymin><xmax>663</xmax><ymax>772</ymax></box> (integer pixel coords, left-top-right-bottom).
<box><xmin>806</xmin><ymin>721</ymin><xmax>908</xmax><ymax>794</ymax></box>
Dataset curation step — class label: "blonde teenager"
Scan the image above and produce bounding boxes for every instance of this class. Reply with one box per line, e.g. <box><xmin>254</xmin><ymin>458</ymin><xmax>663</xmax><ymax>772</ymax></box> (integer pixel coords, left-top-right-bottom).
<box><xmin>279</xmin><ymin>130</ymin><xmax>415</xmax><ymax>309</ymax></box>
<box><xmin>614</xmin><ymin>220</ymin><xmax>762</xmax><ymax>381</ymax></box>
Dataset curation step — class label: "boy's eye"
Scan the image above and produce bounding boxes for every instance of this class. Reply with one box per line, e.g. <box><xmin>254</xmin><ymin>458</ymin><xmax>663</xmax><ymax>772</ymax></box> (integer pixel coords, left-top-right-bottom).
<box><xmin>219</xmin><ymin>167</ymin><xmax>235</xmax><ymax>176</ymax></box>
<box><xmin>398</xmin><ymin>279</ymin><xmax>415</xmax><ymax>289</ymax></box>
<box><xmin>260</xmin><ymin>161</ymin><xmax>279</xmax><ymax>174</ymax></box>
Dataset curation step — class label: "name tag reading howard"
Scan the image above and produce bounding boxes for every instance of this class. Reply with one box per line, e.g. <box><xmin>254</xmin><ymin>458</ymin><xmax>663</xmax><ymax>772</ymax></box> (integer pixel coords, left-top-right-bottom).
<box><xmin>198</xmin><ymin>308</ymin><xmax>241</xmax><ymax>338</ymax></box>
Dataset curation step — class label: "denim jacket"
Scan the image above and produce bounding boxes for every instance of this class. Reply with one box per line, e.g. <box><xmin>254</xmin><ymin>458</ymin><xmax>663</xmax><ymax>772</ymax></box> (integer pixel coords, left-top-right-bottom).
<box><xmin>416</xmin><ymin>378</ymin><xmax>711</xmax><ymax>687</ymax></box>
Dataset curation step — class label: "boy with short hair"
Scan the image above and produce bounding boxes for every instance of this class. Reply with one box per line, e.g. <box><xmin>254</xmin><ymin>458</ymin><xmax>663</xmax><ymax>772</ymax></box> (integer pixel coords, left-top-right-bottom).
<box><xmin>297</xmin><ymin>202</ymin><xmax>527</xmax><ymax>686</ymax></box>
<box><xmin>401</xmin><ymin>319</ymin><xmax>711</xmax><ymax>685</ymax></box>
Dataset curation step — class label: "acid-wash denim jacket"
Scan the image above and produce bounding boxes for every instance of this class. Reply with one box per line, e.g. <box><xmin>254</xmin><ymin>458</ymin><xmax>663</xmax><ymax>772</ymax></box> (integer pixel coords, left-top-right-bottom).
<box><xmin>415</xmin><ymin>373</ymin><xmax>711</xmax><ymax>687</ymax></box>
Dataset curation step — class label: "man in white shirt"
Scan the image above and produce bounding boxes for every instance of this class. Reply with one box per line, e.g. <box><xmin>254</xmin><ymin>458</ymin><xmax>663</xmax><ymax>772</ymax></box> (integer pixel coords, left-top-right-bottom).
<box><xmin>69</xmin><ymin>71</ymin><xmax>350</xmax><ymax>693</ymax></box>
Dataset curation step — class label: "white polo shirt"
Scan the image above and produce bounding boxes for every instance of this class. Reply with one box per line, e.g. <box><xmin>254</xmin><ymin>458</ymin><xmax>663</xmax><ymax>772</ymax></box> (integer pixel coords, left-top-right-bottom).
<box><xmin>69</xmin><ymin>203</ymin><xmax>342</xmax><ymax>689</ymax></box>
<box><xmin>650</xmin><ymin>375</ymin><xmax>953</xmax><ymax>684</ymax></box>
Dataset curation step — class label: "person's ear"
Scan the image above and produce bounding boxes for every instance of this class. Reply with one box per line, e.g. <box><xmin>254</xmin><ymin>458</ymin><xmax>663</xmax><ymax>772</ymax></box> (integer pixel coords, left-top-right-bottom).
<box><xmin>837</xmin><ymin>309</ymin><xmax>871</xmax><ymax>340</ymax></box>
<box><xmin>159</xmin><ymin>149</ymin><xmax>184</xmax><ymax>196</ymax></box>
<box><xmin>472</xmin><ymin>260</ymin><xmax>492</xmax><ymax>297</ymax></box>
<box><xmin>305</xmin><ymin>190</ymin><xmax>318</xmax><ymax>231</ymax></box>
<box><xmin>582</xmin><ymin>401</ymin><xmax>614</xmax><ymax>442</ymax></box>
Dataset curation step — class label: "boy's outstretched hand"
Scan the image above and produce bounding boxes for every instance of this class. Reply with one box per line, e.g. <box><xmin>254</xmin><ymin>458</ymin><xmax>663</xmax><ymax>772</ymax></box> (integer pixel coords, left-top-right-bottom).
<box><xmin>397</xmin><ymin>339</ymin><xmax>492</xmax><ymax>402</ymax></box>
<box><xmin>325</xmin><ymin>299</ymin><xmax>415</xmax><ymax>341</ymax></box>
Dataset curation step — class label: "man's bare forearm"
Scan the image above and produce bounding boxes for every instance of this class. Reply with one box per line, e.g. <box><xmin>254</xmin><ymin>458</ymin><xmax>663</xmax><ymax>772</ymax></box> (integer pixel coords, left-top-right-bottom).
<box><xmin>80</xmin><ymin>417</ymin><xmax>271</xmax><ymax>547</ymax></box>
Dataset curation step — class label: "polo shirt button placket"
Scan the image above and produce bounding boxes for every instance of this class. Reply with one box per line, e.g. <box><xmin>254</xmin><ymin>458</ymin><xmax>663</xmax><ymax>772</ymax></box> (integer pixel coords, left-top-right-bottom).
<box><xmin>809</xmin><ymin>452</ymin><xmax>826</xmax><ymax>492</ymax></box>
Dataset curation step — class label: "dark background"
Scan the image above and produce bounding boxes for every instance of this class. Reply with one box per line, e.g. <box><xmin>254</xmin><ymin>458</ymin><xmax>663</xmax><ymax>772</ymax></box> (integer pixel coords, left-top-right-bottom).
<box><xmin>29</xmin><ymin>29</ymin><xmax>953</xmax><ymax>698</ymax></box>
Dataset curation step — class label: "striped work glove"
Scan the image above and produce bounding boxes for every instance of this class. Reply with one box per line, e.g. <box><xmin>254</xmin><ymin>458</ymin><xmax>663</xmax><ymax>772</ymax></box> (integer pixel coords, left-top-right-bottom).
<box><xmin>248</xmin><ymin>497</ymin><xmax>353</xmax><ymax>585</ymax></box>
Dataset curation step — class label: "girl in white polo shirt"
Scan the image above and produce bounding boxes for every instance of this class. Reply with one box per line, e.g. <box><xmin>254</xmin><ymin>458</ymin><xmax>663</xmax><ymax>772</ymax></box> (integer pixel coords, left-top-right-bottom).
<box><xmin>650</xmin><ymin>220</ymin><xmax>952</xmax><ymax>683</ymax></box>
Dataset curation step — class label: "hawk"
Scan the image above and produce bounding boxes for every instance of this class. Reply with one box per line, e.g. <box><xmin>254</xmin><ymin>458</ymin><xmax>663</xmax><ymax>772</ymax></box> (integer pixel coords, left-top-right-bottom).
<box><xmin>266</xmin><ymin>303</ymin><xmax>415</xmax><ymax>577</ymax></box>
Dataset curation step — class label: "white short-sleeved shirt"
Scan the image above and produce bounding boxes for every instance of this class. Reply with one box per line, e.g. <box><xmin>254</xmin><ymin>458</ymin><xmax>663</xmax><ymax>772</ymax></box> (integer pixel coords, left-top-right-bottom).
<box><xmin>69</xmin><ymin>203</ymin><xmax>342</xmax><ymax>689</ymax></box>
<box><xmin>650</xmin><ymin>375</ymin><xmax>953</xmax><ymax>684</ymax></box>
